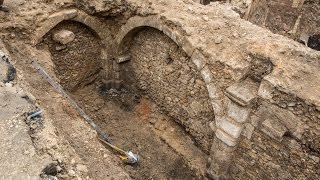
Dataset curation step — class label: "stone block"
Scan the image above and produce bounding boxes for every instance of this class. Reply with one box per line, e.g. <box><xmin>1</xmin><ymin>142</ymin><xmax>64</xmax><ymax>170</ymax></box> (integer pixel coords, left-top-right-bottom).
<box><xmin>162</xmin><ymin>25</ymin><xmax>180</xmax><ymax>46</ymax></box>
<box><xmin>48</xmin><ymin>9</ymin><xmax>77</xmax><ymax>20</ymax></box>
<box><xmin>182</xmin><ymin>36</ymin><xmax>196</xmax><ymax>56</ymax></box>
<box><xmin>117</xmin><ymin>54</ymin><xmax>131</xmax><ymax>63</ymax></box>
<box><xmin>242</xmin><ymin>123</ymin><xmax>255</xmax><ymax>139</ymax></box>
<box><xmin>225</xmin><ymin>80</ymin><xmax>258</xmax><ymax>106</ymax></box>
<box><xmin>47</xmin><ymin>12</ymin><xmax>65</xmax><ymax>25</ymax></box>
<box><xmin>268</xmin><ymin>103</ymin><xmax>305</xmax><ymax>140</ymax></box>
<box><xmin>63</xmin><ymin>9</ymin><xmax>78</xmax><ymax>19</ymax></box>
<box><xmin>292</xmin><ymin>0</ymin><xmax>304</xmax><ymax>8</ymax></box>
<box><xmin>100</xmin><ymin>49</ymin><xmax>108</xmax><ymax>60</ymax></box>
<box><xmin>0</xmin><ymin>56</ymin><xmax>8</xmax><ymax>82</ymax></box>
<box><xmin>189</xmin><ymin>100</ymin><xmax>205</xmax><ymax>115</ymax></box>
<box><xmin>227</xmin><ymin>100</ymin><xmax>251</xmax><ymax>123</ymax></box>
<box><xmin>261</xmin><ymin>118</ymin><xmax>287</xmax><ymax>142</ymax></box>
<box><xmin>0</xmin><ymin>50</ymin><xmax>15</xmax><ymax>83</ymax></box>
<box><xmin>191</xmin><ymin>50</ymin><xmax>206</xmax><ymax>70</ymax></box>
<box><xmin>216</xmin><ymin>116</ymin><xmax>243</xmax><ymax>139</ymax></box>
<box><xmin>258</xmin><ymin>79</ymin><xmax>275</xmax><ymax>100</ymax></box>
<box><xmin>114</xmin><ymin>72</ymin><xmax>120</xmax><ymax>80</ymax></box>
<box><xmin>53</xmin><ymin>30</ymin><xmax>75</xmax><ymax>45</ymax></box>
<box><xmin>83</xmin><ymin>16</ymin><xmax>103</xmax><ymax>33</ymax></box>
<box><xmin>215</xmin><ymin>129</ymin><xmax>238</xmax><ymax>147</ymax></box>
<box><xmin>209</xmin><ymin>121</ymin><xmax>217</xmax><ymax>132</ymax></box>
<box><xmin>206</xmin><ymin>83</ymin><xmax>219</xmax><ymax>99</ymax></box>
<box><xmin>73</xmin><ymin>11</ymin><xmax>87</xmax><ymax>24</ymax></box>
<box><xmin>200</xmin><ymin>66</ymin><xmax>213</xmax><ymax>84</ymax></box>
<box><xmin>211</xmin><ymin>99</ymin><xmax>224</xmax><ymax>116</ymax></box>
<box><xmin>207</xmin><ymin>137</ymin><xmax>236</xmax><ymax>179</ymax></box>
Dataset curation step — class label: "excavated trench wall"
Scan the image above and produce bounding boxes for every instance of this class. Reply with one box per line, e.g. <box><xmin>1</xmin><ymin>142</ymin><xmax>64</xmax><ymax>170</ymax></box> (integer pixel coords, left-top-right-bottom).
<box><xmin>31</xmin><ymin>1</ymin><xmax>320</xmax><ymax>179</ymax></box>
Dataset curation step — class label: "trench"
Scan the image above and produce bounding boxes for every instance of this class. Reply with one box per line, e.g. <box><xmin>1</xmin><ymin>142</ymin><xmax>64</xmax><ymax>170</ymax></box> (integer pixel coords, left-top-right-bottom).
<box><xmin>39</xmin><ymin>21</ymin><xmax>208</xmax><ymax>179</ymax></box>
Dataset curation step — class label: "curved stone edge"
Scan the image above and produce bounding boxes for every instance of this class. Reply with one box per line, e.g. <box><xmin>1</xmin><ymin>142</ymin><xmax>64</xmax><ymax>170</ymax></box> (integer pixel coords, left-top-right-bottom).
<box><xmin>31</xmin><ymin>9</ymin><xmax>106</xmax><ymax>46</ymax></box>
<box><xmin>115</xmin><ymin>15</ymin><xmax>236</xmax><ymax>178</ymax></box>
<box><xmin>31</xmin><ymin>9</ymin><xmax>109</xmax><ymax>76</ymax></box>
<box><xmin>115</xmin><ymin>15</ymin><xmax>224</xmax><ymax>118</ymax></box>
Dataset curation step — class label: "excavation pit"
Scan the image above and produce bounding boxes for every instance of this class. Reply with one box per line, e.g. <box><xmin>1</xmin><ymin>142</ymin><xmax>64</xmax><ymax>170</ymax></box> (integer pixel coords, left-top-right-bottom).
<box><xmin>32</xmin><ymin>18</ymin><xmax>209</xmax><ymax>179</ymax></box>
<box><xmin>2</xmin><ymin>1</ymin><xmax>320</xmax><ymax>179</ymax></box>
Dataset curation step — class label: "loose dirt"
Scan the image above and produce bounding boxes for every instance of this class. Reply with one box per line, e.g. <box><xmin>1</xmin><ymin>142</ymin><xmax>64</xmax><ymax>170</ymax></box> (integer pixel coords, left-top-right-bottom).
<box><xmin>71</xmin><ymin>82</ymin><xmax>203</xmax><ymax>180</ymax></box>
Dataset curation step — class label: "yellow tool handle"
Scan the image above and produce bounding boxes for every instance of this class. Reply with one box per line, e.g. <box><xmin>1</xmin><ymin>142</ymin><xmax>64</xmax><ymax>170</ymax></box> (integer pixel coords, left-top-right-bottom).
<box><xmin>98</xmin><ymin>137</ymin><xmax>127</xmax><ymax>155</ymax></box>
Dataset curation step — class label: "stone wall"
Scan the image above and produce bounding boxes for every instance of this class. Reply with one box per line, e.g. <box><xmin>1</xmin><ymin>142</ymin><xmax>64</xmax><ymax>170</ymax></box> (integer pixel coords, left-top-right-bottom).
<box><xmin>41</xmin><ymin>20</ymin><xmax>102</xmax><ymax>91</ymax></box>
<box><xmin>112</xmin><ymin>1</ymin><xmax>320</xmax><ymax>178</ymax></box>
<box><xmin>246</xmin><ymin>0</ymin><xmax>320</xmax><ymax>43</ymax></box>
<box><xmin>31</xmin><ymin>0</ymin><xmax>320</xmax><ymax>178</ymax></box>
<box><xmin>231</xmin><ymin>99</ymin><xmax>320</xmax><ymax>179</ymax></box>
<box><xmin>120</xmin><ymin>28</ymin><xmax>215</xmax><ymax>153</ymax></box>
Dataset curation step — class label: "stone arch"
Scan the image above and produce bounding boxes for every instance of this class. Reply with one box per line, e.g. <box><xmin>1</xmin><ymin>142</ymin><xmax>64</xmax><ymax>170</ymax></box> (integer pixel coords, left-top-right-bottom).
<box><xmin>32</xmin><ymin>9</ymin><xmax>107</xmax><ymax>46</ymax></box>
<box><xmin>115</xmin><ymin>15</ymin><xmax>224</xmax><ymax>125</ymax></box>
<box><xmin>32</xmin><ymin>9</ymin><xmax>109</xmax><ymax>91</ymax></box>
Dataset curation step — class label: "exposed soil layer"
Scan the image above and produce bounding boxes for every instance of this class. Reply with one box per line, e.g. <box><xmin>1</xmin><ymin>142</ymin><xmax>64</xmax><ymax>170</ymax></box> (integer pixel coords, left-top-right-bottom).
<box><xmin>71</xmin><ymin>83</ymin><xmax>202</xmax><ymax>180</ymax></box>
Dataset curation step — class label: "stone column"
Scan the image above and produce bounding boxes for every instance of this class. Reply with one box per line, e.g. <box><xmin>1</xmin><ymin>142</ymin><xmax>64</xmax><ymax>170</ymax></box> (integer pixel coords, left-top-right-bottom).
<box><xmin>207</xmin><ymin>80</ymin><xmax>258</xmax><ymax>179</ymax></box>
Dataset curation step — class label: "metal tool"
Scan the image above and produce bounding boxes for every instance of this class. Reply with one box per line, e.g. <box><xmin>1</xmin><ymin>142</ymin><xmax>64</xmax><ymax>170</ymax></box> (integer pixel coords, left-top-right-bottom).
<box><xmin>98</xmin><ymin>137</ymin><xmax>139</xmax><ymax>164</ymax></box>
<box><xmin>27</xmin><ymin>110</ymin><xmax>43</xmax><ymax>120</ymax></box>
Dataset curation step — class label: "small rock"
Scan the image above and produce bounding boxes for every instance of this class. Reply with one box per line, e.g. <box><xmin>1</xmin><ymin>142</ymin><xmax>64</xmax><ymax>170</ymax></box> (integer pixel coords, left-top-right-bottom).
<box><xmin>5</xmin><ymin>82</ymin><xmax>13</xmax><ymax>87</ymax></box>
<box><xmin>68</xmin><ymin>170</ymin><xmax>76</xmax><ymax>177</ymax></box>
<box><xmin>310</xmin><ymin>155</ymin><xmax>320</xmax><ymax>163</ymax></box>
<box><xmin>287</xmin><ymin>139</ymin><xmax>301</xmax><ymax>150</ymax></box>
<box><xmin>202</xmin><ymin>15</ymin><xmax>209</xmax><ymax>21</ymax></box>
<box><xmin>232</xmin><ymin>32</ymin><xmax>240</xmax><ymax>38</ymax></box>
<box><xmin>214</xmin><ymin>36</ymin><xmax>223</xmax><ymax>44</ymax></box>
<box><xmin>56</xmin><ymin>166</ymin><xmax>63</xmax><ymax>173</ymax></box>
<box><xmin>30</xmin><ymin>122</ymin><xmax>38</xmax><ymax>130</ymax></box>
<box><xmin>76</xmin><ymin>164</ymin><xmax>88</xmax><ymax>173</ymax></box>
<box><xmin>209</xmin><ymin>121</ymin><xmax>216</xmax><ymax>132</ymax></box>
<box><xmin>58</xmin><ymin>174</ymin><xmax>69</xmax><ymax>178</ymax></box>
<box><xmin>23</xmin><ymin>150</ymin><xmax>30</xmax><ymax>155</ymax></box>
<box><xmin>43</xmin><ymin>163</ymin><xmax>58</xmax><ymax>176</ymax></box>
<box><xmin>48</xmin><ymin>175</ymin><xmax>58</xmax><ymax>180</ymax></box>
<box><xmin>149</xmin><ymin>118</ymin><xmax>157</xmax><ymax>124</ymax></box>
<box><xmin>53</xmin><ymin>30</ymin><xmax>75</xmax><ymax>45</ymax></box>
<box><xmin>24</xmin><ymin>91</ymin><xmax>37</xmax><ymax>103</ymax></box>
<box><xmin>287</xmin><ymin>102</ymin><xmax>296</xmax><ymax>107</ymax></box>
<box><xmin>70</xmin><ymin>159</ymin><xmax>76</xmax><ymax>165</ymax></box>
<box><xmin>279</xmin><ymin>102</ymin><xmax>287</xmax><ymax>108</ymax></box>
<box><xmin>55</xmin><ymin>45</ymin><xmax>67</xmax><ymax>51</ymax></box>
